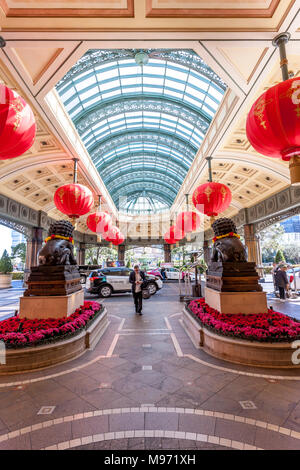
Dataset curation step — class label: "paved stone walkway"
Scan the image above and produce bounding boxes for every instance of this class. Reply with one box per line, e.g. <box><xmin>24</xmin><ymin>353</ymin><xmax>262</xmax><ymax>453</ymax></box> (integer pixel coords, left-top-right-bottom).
<box><xmin>0</xmin><ymin>281</ymin><xmax>23</xmax><ymax>320</ymax></box>
<box><xmin>0</xmin><ymin>283</ymin><xmax>300</xmax><ymax>450</ymax></box>
<box><xmin>1</xmin><ymin>279</ymin><xmax>300</xmax><ymax>320</ymax></box>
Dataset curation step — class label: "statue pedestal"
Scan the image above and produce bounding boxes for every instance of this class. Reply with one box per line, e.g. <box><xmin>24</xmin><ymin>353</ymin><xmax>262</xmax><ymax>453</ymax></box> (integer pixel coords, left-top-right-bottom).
<box><xmin>24</xmin><ymin>265</ymin><xmax>82</xmax><ymax>297</ymax></box>
<box><xmin>206</xmin><ymin>261</ymin><xmax>262</xmax><ymax>292</ymax></box>
<box><xmin>19</xmin><ymin>289</ymin><xmax>84</xmax><ymax>319</ymax></box>
<box><xmin>205</xmin><ymin>287</ymin><xmax>268</xmax><ymax>314</ymax></box>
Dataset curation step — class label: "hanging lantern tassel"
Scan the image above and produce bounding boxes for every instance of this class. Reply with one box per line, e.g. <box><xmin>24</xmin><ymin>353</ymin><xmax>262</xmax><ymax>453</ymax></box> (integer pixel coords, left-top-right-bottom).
<box><xmin>97</xmin><ymin>234</ymin><xmax>102</xmax><ymax>243</ymax></box>
<box><xmin>70</xmin><ymin>216</ymin><xmax>78</xmax><ymax>228</ymax></box>
<box><xmin>210</xmin><ymin>215</ymin><xmax>216</xmax><ymax>226</ymax></box>
<box><xmin>289</xmin><ymin>156</ymin><xmax>300</xmax><ymax>186</ymax></box>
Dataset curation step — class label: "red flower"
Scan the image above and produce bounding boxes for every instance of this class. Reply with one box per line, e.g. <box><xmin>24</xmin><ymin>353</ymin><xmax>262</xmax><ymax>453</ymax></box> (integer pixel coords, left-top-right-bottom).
<box><xmin>188</xmin><ymin>298</ymin><xmax>300</xmax><ymax>342</ymax></box>
<box><xmin>0</xmin><ymin>301</ymin><xmax>102</xmax><ymax>347</ymax></box>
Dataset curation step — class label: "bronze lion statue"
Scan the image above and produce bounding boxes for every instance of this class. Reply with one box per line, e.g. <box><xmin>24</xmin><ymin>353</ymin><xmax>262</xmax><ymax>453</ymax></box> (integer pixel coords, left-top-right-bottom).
<box><xmin>38</xmin><ymin>220</ymin><xmax>77</xmax><ymax>266</ymax></box>
<box><xmin>211</xmin><ymin>218</ymin><xmax>247</xmax><ymax>263</ymax></box>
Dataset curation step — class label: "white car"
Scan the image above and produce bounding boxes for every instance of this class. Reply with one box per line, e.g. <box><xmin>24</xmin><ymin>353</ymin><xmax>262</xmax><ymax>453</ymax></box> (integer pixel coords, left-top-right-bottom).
<box><xmin>164</xmin><ymin>267</ymin><xmax>195</xmax><ymax>281</ymax></box>
<box><xmin>86</xmin><ymin>267</ymin><xmax>163</xmax><ymax>297</ymax></box>
<box><xmin>287</xmin><ymin>268</ymin><xmax>300</xmax><ymax>292</ymax></box>
<box><xmin>164</xmin><ymin>267</ymin><xmax>181</xmax><ymax>280</ymax></box>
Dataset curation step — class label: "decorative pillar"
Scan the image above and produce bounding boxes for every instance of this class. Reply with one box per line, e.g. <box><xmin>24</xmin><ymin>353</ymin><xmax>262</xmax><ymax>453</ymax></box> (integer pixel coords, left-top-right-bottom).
<box><xmin>118</xmin><ymin>244</ymin><xmax>125</xmax><ymax>266</ymax></box>
<box><xmin>164</xmin><ymin>244</ymin><xmax>171</xmax><ymax>263</ymax></box>
<box><xmin>244</xmin><ymin>224</ymin><xmax>263</xmax><ymax>277</ymax></box>
<box><xmin>203</xmin><ymin>240</ymin><xmax>211</xmax><ymax>265</ymax></box>
<box><xmin>24</xmin><ymin>227</ymin><xmax>44</xmax><ymax>284</ymax></box>
<box><xmin>78</xmin><ymin>243</ymin><xmax>86</xmax><ymax>266</ymax></box>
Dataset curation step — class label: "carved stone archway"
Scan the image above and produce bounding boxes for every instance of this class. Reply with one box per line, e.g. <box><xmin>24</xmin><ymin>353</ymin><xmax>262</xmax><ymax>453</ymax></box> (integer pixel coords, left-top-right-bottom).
<box><xmin>0</xmin><ymin>217</ymin><xmax>31</xmax><ymax>240</ymax></box>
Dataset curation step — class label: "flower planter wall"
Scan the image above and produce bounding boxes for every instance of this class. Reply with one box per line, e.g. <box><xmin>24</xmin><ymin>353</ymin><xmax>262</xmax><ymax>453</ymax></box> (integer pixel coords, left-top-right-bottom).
<box><xmin>0</xmin><ymin>274</ymin><xmax>12</xmax><ymax>289</ymax></box>
<box><xmin>182</xmin><ymin>306</ymin><xmax>300</xmax><ymax>369</ymax></box>
<box><xmin>0</xmin><ymin>308</ymin><xmax>108</xmax><ymax>374</ymax></box>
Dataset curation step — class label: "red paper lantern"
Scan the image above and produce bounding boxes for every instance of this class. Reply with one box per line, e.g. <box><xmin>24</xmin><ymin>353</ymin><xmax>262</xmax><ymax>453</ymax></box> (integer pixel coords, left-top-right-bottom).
<box><xmin>0</xmin><ymin>84</ymin><xmax>36</xmax><ymax>160</ymax></box>
<box><xmin>103</xmin><ymin>226</ymin><xmax>120</xmax><ymax>242</ymax></box>
<box><xmin>192</xmin><ymin>182</ymin><xmax>231</xmax><ymax>217</ymax></box>
<box><xmin>164</xmin><ymin>225</ymin><xmax>185</xmax><ymax>245</ymax></box>
<box><xmin>246</xmin><ymin>77</ymin><xmax>300</xmax><ymax>184</ymax></box>
<box><xmin>86</xmin><ymin>212</ymin><xmax>112</xmax><ymax>234</ymax></box>
<box><xmin>176</xmin><ymin>211</ymin><xmax>201</xmax><ymax>233</ymax></box>
<box><xmin>54</xmin><ymin>183</ymin><xmax>93</xmax><ymax>218</ymax></box>
<box><xmin>112</xmin><ymin>231</ymin><xmax>125</xmax><ymax>246</ymax></box>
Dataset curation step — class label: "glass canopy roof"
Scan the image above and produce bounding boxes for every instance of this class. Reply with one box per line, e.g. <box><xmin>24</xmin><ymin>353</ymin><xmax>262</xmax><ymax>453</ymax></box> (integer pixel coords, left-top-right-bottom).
<box><xmin>56</xmin><ymin>49</ymin><xmax>226</xmax><ymax>214</ymax></box>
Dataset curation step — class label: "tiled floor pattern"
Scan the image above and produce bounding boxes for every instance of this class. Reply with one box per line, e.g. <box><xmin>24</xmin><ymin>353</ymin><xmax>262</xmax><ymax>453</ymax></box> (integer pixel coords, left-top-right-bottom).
<box><xmin>0</xmin><ymin>283</ymin><xmax>300</xmax><ymax>450</ymax></box>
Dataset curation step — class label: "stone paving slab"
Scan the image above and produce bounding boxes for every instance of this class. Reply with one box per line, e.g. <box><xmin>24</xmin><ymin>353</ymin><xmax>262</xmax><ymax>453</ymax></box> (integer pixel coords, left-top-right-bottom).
<box><xmin>0</xmin><ymin>283</ymin><xmax>299</xmax><ymax>449</ymax></box>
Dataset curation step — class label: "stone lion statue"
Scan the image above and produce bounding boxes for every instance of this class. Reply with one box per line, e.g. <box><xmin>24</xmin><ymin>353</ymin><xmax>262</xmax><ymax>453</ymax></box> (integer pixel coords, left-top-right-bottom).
<box><xmin>38</xmin><ymin>220</ymin><xmax>77</xmax><ymax>266</ymax></box>
<box><xmin>211</xmin><ymin>218</ymin><xmax>247</xmax><ymax>263</ymax></box>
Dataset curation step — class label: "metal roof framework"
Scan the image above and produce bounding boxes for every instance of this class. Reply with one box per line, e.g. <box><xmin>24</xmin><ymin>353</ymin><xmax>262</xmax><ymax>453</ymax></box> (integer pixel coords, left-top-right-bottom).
<box><xmin>56</xmin><ymin>49</ymin><xmax>226</xmax><ymax>214</ymax></box>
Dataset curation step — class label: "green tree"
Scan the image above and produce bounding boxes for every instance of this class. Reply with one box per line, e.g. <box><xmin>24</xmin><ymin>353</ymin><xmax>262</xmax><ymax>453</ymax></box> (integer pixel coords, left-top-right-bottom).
<box><xmin>171</xmin><ymin>245</ymin><xmax>189</xmax><ymax>267</ymax></box>
<box><xmin>125</xmin><ymin>248</ymin><xmax>135</xmax><ymax>267</ymax></box>
<box><xmin>11</xmin><ymin>242</ymin><xmax>26</xmax><ymax>264</ymax></box>
<box><xmin>85</xmin><ymin>246</ymin><xmax>117</xmax><ymax>265</ymax></box>
<box><xmin>0</xmin><ymin>250</ymin><xmax>13</xmax><ymax>273</ymax></box>
<box><xmin>262</xmin><ymin>246</ymin><xmax>276</xmax><ymax>263</ymax></box>
<box><xmin>275</xmin><ymin>249</ymin><xmax>285</xmax><ymax>263</ymax></box>
<box><xmin>260</xmin><ymin>223</ymin><xmax>285</xmax><ymax>263</ymax></box>
<box><xmin>282</xmin><ymin>245</ymin><xmax>300</xmax><ymax>265</ymax></box>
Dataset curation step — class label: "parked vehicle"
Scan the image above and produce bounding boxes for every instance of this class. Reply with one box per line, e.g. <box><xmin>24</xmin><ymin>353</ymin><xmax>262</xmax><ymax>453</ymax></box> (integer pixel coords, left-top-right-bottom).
<box><xmin>147</xmin><ymin>268</ymin><xmax>163</xmax><ymax>280</ymax></box>
<box><xmin>78</xmin><ymin>264</ymin><xmax>101</xmax><ymax>284</ymax></box>
<box><xmin>287</xmin><ymin>267</ymin><xmax>300</xmax><ymax>292</ymax></box>
<box><xmin>163</xmin><ymin>267</ymin><xmax>195</xmax><ymax>281</ymax></box>
<box><xmin>86</xmin><ymin>267</ymin><xmax>163</xmax><ymax>298</ymax></box>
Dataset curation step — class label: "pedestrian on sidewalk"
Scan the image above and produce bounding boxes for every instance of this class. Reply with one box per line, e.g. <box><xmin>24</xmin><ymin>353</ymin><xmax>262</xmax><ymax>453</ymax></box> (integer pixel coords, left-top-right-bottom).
<box><xmin>275</xmin><ymin>265</ymin><xmax>290</xmax><ymax>302</ymax></box>
<box><xmin>129</xmin><ymin>264</ymin><xmax>146</xmax><ymax>315</ymax></box>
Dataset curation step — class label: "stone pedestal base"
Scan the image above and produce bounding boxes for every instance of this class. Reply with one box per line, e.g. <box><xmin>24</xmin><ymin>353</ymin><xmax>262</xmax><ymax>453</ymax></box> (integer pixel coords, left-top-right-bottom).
<box><xmin>205</xmin><ymin>287</ymin><xmax>268</xmax><ymax>314</ymax></box>
<box><xmin>19</xmin><ymin>289</ymin><xmax>85</xmax><ymax>319</ymax></box>
<box><xmin>24</xmin><ymin>265</ymin><xmax>82</xmax><ymax>297</ymax></box>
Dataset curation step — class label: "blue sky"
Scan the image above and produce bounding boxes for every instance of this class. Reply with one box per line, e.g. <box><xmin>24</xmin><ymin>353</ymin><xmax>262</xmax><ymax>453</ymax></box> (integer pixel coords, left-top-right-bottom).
<box><xmin>0</xmin><ymin>225</ymin><xmax>12</xmax><ymax>257</ymax></box>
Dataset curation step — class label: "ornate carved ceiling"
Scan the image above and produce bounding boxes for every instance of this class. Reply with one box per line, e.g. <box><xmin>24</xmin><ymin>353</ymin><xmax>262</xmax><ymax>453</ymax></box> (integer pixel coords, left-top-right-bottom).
<box><xmin>0</xmin><ymin>0</ymin><xmax>295</xmax><ymax>31</ymax></box>
<box><xmin>0</xmin><ymin>2</ymin><xmax>299</xmax><ymax>239</ymax></box>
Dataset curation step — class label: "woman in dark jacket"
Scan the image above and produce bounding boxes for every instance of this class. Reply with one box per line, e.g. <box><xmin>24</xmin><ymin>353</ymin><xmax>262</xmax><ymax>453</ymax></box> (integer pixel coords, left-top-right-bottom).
<box><xmin>275</xmin><ymin>266</ymin><xmax>289</xmax><ymax>301</ymax></box>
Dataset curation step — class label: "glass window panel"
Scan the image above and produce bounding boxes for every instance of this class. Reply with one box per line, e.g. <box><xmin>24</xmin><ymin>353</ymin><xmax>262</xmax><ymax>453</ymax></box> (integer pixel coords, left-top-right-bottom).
<box><xmin>202</xmin><ymin>105</ymin><xmax>214</xmax><ymax>117</ymax></box>
<box><xmin>205</xmin><ymin>96</ymin><xmax>218</xmax><ymax>110</ymax></box>
<box><xmin>61</xmin><ymin>87</ymin><xmax>76</xmax><ymax>100</ymax></box>
<box><xmin>75</xmin><ymin>77</ymin><xmax>97</xmax><ymax>91</ymax></box>
<box><xmin>65</xmin><ymin>98</ymin><xmax>80</xmax><ymax>111</ymax></box>
<box><xmin>165</xmin><ymin>68</ymin><xmax>187</xmax><ymax>82</ymax></box>
<box><xmin>121</xmin><ymin>77</ymin><xmax>139</xmax><ymax>86</ymax></box>
<box><xmin>83</xmin><ymin>96</ymin><xmax>99</xmax><ymax>108</ymax></box>
<box><xmin>98</xmin><ymin>69</ymin><xmax>118</xmax><ymax>81</ymax></box>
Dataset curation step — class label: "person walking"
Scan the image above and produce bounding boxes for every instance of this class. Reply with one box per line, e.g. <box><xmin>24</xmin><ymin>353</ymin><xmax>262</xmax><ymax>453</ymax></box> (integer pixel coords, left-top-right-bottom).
<box><xmin>272</xmin><ymin>262</ymin><xmax>279</xmax><ymax>294</ymax></box>
<box><xmin>276</xmin><ymin>265</ymin><xmax>290</xmax><ymax>302</ymax></box>
<box><xmin>129</xmin><ymin>264</ymin><xmax>146</xmax><ymax>315</ymax></box>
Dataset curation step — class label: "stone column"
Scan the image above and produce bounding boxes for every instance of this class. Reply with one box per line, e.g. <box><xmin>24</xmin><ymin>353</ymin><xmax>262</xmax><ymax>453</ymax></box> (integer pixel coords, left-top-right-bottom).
<box><xmin>24</xmin><ymin>227</ymin><xmax>44</xmax><ymax>284</ymax></box>
<box><xmin>244</xmin><ymin>224</ymin><xmax>263</xmax><ymax>277</ymax></box>
<box><xmin>164</xmin><ymin>244</ymin><xmax>171</xmax><ymax>263</ymax></box>
<box><xmin>77</xmin><ymin>243</ymin><xmax>86</xmax><ymax>266</ymax></box>
<box><xmin>203</xmin><ymin>240</ymin><xmax>211</xmax><ymax>265</ymax></box>
<box><xmin>118</xmin><ymin>244</ymin><xmax>125</xmax><ymax>266</ymax></box>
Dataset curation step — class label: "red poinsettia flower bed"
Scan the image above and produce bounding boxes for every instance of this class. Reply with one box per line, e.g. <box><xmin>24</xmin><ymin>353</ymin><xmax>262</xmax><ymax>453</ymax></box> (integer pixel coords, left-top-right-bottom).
<box><xmin>0</xmin><ymin>301</ymin><xmax>102</xmax><ymax>348</ymax></box>
<box><xmin>188</xmin><ymin>298</ymin><xmax>300</xmax><ymax>342</ymax></box>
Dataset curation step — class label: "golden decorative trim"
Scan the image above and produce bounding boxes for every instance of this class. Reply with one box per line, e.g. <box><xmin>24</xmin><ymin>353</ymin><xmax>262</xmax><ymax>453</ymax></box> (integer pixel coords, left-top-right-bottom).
<box><xmin>280</xmin><ymin>58</ymin><xmax>288</xmax><ymax>66</ymax></box>
<box><xmin>146</xmin><ymin>0</ymin><xmax>280</xmax><ymax>18</ymax></box>
<box><xmin>0</xmin><ymin>0</ymin><xmax>134</xmax><ymax>18</ymax></box>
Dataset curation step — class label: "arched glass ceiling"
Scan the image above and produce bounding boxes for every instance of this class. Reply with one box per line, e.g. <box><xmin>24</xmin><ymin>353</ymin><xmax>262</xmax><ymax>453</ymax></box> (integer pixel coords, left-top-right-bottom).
<box><xmin>120</xmin><ymin>194</ymin><xmax>169</xmax><ymax>215</ymax></box>
<box><xmin>56</xmin><ymin>49</ymin><xmax>226</xmax><ymax>214</ymax></box>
